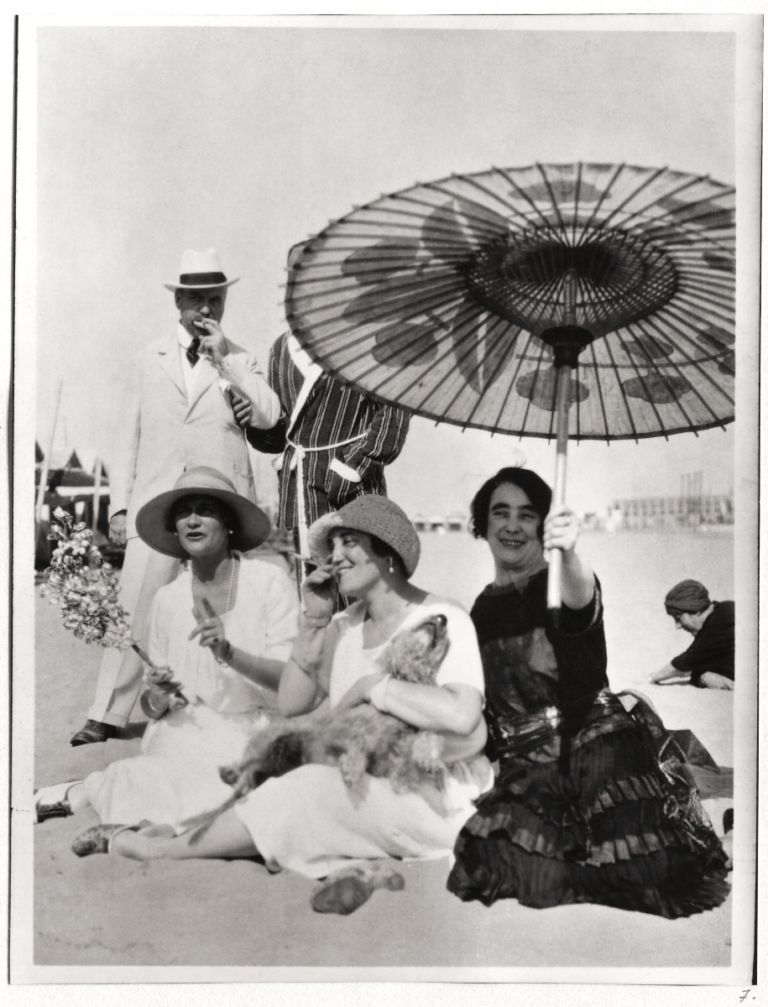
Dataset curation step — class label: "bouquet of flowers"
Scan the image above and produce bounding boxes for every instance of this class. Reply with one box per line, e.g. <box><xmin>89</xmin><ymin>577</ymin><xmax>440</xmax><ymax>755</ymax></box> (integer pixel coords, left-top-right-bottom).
<box><xmin>42</xmin><ymin>508</ymin><xmax>189</xmax><ymax>717</ymax></box>
<box><xmin>42</xmin><ymin>508</ymin><xmax>132</xmax><ymax>647</ymax></box>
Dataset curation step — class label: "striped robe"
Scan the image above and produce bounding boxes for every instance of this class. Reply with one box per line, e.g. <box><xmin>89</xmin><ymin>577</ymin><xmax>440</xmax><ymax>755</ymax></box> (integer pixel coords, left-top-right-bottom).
<box><xmin>246</xmin><ymin>332</ymin><xmax>410</xmax><ymax>531</ymax></box>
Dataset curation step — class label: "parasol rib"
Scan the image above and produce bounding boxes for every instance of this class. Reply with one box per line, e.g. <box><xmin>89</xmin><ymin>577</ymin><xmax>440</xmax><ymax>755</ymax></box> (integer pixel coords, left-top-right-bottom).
<box><xmin>289</xmin><ymin>289</ymin><xmax>468</xmax><ymax>374</ymax></box>
<box><xmin>495</xmin><ymin>166</ymin><xmax>568</xmax><ymax>232</ymax></box>
<box><xmin>286</xmin><ymin>259</ymin><xmax>460</xmax><ymax>292</ymax></box>
<box><xmin>584</xmin><ymin>336</ymin><xmax>618</xmax><ymax>442</ymax></box>
<box><xmin>636</xmin><ymin>311</ymin><xmax>734</xmax><ymax>415</ymax></box>
<box><xmin>487</xmin><ymin>326</ymin><xmax>547</xmax><ymax>433</ymax></box>
<box><xmin>536</xmin><ymin>163</ymin><xmax>568</xmax><ymax>234</ymax></box>
<box><xmin>625</xmin><ymin>317</ymin><xmax>705</xmax><ymax>431</ymax></box>
<box><xmin>611</xmin><ymin>184</ymin><xmax>734</xmax><ymax>237</ymax></box>
<box><xmin>345</xmin><ymin>297</ymin><xmax>485</xmax><ymax>396</ymax></box>
<box><xmin>288</xmin><ymin>270</ymin><xmax>465</xmax><ymax>323</ymax></box>
<box><xmin>402</xmin><ymin>312</ymin><xmax>502</xmax><ymax>419</ymax></box>
<box><xmin>449</xmin><ymin>173</ymin><xmax>546</xmax><ymax>229</ymax></box>
<box><xmin>460</xmin><ymin>315</ymin><xmax>521</xmax><ymax>421</ymax></box>
<box><xmin>603</xmin><ymin>173</ymin><xmax>710</xmax><ymax>233</ymax></box>
<box><xmin>574</xmin><ymin>162</ymin><xmax>628</xmax><ymax>239</ymax></box>
<box><xmin>571</xmin><ymin>162</ymin><xmax>583</xmax><ymax>248</ymax></box>
<box><xmin>582</xmin><ymin>165</ymin><xmax>675</xmax><ymax>239</ymax></box>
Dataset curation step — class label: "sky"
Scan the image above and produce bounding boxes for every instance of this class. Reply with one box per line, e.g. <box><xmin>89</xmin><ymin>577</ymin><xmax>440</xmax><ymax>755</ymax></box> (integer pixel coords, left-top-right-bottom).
<box><xmin>18</xmin><ymin>14</ymin><xmax>760</xmax><ymax>519</ymax></box>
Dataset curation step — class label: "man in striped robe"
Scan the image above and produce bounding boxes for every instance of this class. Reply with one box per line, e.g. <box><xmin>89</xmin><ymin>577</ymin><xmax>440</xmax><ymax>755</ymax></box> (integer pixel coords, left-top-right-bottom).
<box><xmin>245</xmin><ymin>329</ymin><xmax>410</xmax><ymax>563</ymax></box>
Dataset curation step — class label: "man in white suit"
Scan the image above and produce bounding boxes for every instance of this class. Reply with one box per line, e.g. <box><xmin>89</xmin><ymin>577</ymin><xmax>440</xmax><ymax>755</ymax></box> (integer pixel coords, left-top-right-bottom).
<box><xmin>71</xmin><ymin>249</ymin><xmax>281</xmax><ymax>745</ymax></box>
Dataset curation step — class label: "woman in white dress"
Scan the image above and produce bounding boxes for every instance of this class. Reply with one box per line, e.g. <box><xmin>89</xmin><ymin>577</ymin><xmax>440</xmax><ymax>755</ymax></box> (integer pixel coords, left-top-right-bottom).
<box><xmin>35</xmin><ymin>467</ymin><xmax>298</xmax><ymax>848</ymax></box>
<box><xmin>94</xmin><ymin>495</ymin><xmax>494</xmax><ymax>884</ymax></box>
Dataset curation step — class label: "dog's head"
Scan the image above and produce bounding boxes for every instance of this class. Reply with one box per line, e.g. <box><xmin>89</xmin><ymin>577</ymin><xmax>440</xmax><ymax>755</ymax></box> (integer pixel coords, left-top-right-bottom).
<box><xmin>380</xmin><ymin>613</ymin><xmax>450</xmax><ymax>684</ymax></box>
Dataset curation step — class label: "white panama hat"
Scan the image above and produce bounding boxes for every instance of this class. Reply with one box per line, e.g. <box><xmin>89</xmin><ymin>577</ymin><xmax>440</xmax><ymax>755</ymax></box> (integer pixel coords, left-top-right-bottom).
<box><xmin>164</xmin><ymin>247</ymin><xmax>240</xmax><ymax>291</ymax></box>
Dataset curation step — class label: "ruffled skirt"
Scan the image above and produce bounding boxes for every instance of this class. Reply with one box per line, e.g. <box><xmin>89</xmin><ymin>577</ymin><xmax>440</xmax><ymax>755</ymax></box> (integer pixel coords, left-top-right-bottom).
<box><xmin>446</xmin><ymin>691</ymin><xmax>730</xmax><ymax>917</ymax></box>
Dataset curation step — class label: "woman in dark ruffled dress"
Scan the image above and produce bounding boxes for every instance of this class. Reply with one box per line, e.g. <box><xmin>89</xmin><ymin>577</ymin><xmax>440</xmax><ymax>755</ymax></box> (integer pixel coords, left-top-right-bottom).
<box><xmin>447</xmin><ymin>467</ymin><xmax>730</xmax><ymax>917</ymax></box>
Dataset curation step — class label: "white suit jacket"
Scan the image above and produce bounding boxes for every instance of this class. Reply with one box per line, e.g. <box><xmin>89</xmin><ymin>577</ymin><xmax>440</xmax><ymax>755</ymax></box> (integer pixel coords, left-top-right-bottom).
<box><xmin>109</xmin><ymin>331</ymin><xmax>280</xmax><ymax>538</ymax></box>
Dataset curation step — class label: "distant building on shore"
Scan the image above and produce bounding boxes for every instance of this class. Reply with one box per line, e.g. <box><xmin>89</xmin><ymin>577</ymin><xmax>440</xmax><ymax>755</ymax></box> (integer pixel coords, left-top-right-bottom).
<box><xmin>609</xmin><ymin>492</ymin><xmax>733</xmax><ymax>530</ymax></box>
<box><xmin>445</xmin><ymin>512</ymin><xmax>467</xmax><ymax>532</ymax></box>
<box><xmin>412</xmin><ymin>512</ymin><xmax>469</xmax><ymax>533</ymax></box>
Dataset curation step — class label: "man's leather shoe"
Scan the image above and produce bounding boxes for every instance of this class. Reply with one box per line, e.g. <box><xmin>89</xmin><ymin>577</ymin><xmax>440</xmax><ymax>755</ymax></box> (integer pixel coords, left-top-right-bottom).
<box><xmin>70</xmin><ymin>720</ymin><xmax>118</xmax><ymax>746</ymax></box>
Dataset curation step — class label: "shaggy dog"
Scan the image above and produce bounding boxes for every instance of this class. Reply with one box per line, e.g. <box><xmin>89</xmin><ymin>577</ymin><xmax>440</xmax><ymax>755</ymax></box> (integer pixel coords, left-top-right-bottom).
<box><xmin>182</xmin><ymin>613</ymin><xmax>451</xmax><ymax>833</ymax></box>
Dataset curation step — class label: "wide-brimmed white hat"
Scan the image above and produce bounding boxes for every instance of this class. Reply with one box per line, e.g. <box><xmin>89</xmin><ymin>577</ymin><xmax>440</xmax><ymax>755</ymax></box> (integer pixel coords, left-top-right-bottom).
<box><xmin>164</xmin><ymin>248</ymin><xmax>240</xmax><ymax>291</ymax></box>
<box><xmin>136</xmin><ymin>467</ymin><xmax>270</xmax><ymax>559</ymax></box>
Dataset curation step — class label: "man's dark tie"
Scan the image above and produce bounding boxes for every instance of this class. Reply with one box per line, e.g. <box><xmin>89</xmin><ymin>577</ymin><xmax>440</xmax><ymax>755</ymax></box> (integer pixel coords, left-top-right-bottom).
<box><xmin>186</xmin><ymin>336</ymin><xmax>200</xmax><ymax>367</ymax></box>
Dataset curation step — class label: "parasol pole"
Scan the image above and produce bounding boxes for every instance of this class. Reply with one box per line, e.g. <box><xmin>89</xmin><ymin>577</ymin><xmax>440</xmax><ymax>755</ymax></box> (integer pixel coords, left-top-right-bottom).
<box><xmin>547</xmin><ymin>361</ymin><xmax>572</xmax><ymax>612</ymax></box>
<box><xmin>542</xmin><ymin>270</ymin><xmax>588</xmax><ymax>615</ymax></box>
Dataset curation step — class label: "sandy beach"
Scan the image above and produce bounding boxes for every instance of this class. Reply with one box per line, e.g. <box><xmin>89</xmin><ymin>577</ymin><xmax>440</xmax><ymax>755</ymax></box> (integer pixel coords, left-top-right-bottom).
<box><xmin>22</xmin><ymin>527</ymin><xmax>744</xmax><ymax>978</ymax></box>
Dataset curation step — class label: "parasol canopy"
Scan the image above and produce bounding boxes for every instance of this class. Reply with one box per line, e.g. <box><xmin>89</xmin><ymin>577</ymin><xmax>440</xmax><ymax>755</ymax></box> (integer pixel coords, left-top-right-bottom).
<box><xmin>285</xmin><ymin>162</ymin><xmax>735</xmax><ymax>610</ymax></box>
<box><xmin>285</xmin><ymin>162</ymin><xmax>735</xmax><ymax>443</ymax></box>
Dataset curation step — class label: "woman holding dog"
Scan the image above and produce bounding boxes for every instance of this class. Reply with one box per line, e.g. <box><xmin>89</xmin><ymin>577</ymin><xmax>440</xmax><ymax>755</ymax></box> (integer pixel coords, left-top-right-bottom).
<box><xmin>35</xmin><ymin>467</ymin><xmax>299</xmax><ymax>848</ymax></box>
<box><xmin>99</xmin><ymin>495</ymin><xmax>494</xmax><ymax>895</ymax></box>
<box><xmin>446</xmin><ymin>467</ymin><xmax>730</xmax><ymax>917</ymax></box>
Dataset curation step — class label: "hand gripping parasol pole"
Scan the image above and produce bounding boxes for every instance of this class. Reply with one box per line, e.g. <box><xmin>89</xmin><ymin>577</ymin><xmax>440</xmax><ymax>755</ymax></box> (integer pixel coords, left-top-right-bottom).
<box><xmin>541</xmin><ymin>270</ymin><xmax>591</xmax><ymax>615</ymax></box>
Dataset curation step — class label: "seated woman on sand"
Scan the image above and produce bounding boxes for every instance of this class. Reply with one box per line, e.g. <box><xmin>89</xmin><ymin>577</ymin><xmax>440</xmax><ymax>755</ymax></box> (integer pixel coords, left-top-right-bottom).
<box><xmin>446</xmin><ymin>467</ymin><xmax>731</xmax><ymax>917</ymax></box>
<box><xmin>35</xmin><ymin>467</ymin><xmax>299</xmax><ymax>840</ymax></box>
<box><xmin>64</xmin><ymin>495</ymin><xmax>494</xmax><ymax>905</ymax></box>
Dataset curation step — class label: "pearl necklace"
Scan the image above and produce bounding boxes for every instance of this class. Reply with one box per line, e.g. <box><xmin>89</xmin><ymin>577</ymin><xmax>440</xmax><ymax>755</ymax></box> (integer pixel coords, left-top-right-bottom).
<box><xmin>193</xmin><ymin>552</ymin><xmax>238</xmax><ymax>613</ymax></box>
<box><xmin>224</xmin><ymin>553</ymin><xmax>238</xmax><ymax>612</ymax></box>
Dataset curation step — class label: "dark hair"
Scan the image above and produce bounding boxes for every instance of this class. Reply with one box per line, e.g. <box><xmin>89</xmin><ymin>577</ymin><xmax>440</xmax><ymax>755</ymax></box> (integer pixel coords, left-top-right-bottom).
<box><xmin>470</xmin><ymin>467</ymin><xmax>552</xmax><ymax>540</ymax></box>
<box><xmin>166</xmin><ymin>495</ymin><xmax>236</xmax><ymax>534</ymax></box>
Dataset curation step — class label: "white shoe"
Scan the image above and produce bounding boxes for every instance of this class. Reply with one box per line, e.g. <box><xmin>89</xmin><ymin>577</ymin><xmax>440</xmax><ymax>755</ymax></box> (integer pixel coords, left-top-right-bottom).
<box><xmin>34</xmin><ymin>781</ymin><xmax>79</xmax><ymax>823</ymax></box>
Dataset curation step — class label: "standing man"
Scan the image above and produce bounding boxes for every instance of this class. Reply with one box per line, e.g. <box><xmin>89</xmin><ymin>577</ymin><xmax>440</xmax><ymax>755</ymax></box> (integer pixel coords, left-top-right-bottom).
<box><xmin>71</xmin><ymin>249</ymin><xmax>281</xmax><ymax>745</ymax></box>
<box><xmin>650</xmin><ymin>579</ymin><xmax>735</xmax><ymax>690</ymax></box>
<box><xmin>243</xmin><ymin>245</ymin><xmax>410</xmax><ymax>571</ymax></box>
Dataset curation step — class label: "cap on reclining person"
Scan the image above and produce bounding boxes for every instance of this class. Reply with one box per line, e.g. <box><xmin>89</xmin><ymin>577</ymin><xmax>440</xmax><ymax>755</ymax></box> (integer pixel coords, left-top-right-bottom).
<box><xmin>664</xmin><ymin>579</ymin><xmax>711</xmax><ymax>616</ymax></box>
<box><xmin>164</xmin><ymin>248</ymin><xmax>240</xmax><ymax>291</ymax></box>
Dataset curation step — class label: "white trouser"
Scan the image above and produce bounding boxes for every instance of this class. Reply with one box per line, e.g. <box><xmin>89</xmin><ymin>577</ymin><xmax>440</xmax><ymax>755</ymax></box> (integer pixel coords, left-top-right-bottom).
<box><xmin>87</xmin><ymin>536</ymin><xmax>179</xmax><ymax>727</ymax></box>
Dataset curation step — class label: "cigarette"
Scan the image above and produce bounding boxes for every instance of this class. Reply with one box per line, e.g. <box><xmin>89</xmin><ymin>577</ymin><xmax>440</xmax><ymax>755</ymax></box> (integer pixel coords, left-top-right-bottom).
<box><xmin>288</xmin><ymin>551</ymin><xmax>342</xmax><ymax>572</ymax></box>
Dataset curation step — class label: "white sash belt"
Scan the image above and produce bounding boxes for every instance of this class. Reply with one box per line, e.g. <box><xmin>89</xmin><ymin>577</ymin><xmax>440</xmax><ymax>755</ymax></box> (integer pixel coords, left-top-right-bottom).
<box><xmin>285</xmin><ymin>432</ymin><xmax>366</xmax><ymax>555</ymax></box>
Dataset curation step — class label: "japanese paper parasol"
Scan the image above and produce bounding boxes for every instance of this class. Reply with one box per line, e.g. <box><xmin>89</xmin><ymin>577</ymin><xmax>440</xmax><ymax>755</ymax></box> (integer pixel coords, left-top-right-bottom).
<box><xmin>284</xmin><ymin>162</ymin><xmax>735</xmax><ymax>608</ymax></box>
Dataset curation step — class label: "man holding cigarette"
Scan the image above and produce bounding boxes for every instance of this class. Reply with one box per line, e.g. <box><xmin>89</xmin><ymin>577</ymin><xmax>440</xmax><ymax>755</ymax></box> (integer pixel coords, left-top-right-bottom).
<box><xmin>70</xmin><ymin>249</ymin><xmax>281</xmax><ymax>745</ymax></box>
